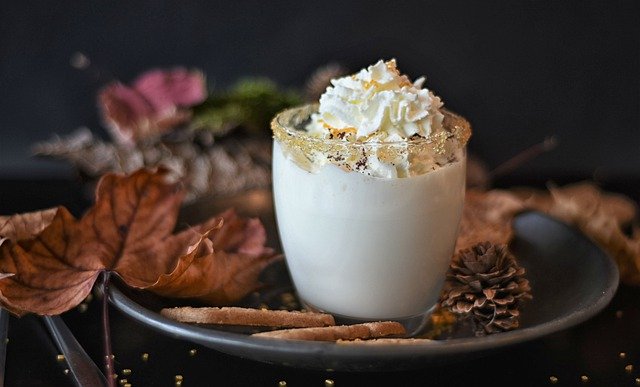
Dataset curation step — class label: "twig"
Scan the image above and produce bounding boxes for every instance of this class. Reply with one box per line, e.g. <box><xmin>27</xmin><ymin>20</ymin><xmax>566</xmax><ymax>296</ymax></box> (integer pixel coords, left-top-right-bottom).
<box><xmin>488</xmin><ymin>135</ymin><xmax>559</xmax><ymax>179</ymax></box>
<box><xmin>101</xmin><ymin>272</ymin><xmax>116</xmax><ymax>387</ymax></box>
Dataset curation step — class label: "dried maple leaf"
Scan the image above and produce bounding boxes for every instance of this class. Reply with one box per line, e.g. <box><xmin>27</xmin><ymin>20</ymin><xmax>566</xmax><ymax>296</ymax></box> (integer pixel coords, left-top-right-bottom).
<box><xmin>455</xmin><ymin>188</ymin><xmax>526</xmax><ymax>252</ymax></box>
<box><xmin>511</xmin><ymin>181</ymin><xmax>638</xmax><ymax>228</ymax></box>
<box><xmin>512</xmin><ymin>181</ymin><xmax>640</xmax><ymax>286</ymax></box>
<box><xmin>0</xmin><ymin>207</ymin><xmax>97</xmax><ymax>316</ymax></box>
<box><xmin>147</xmin><ymin>208</ymin><xmax>277</xmax><ymax>304</ymax></box>
<box><xmin>457</xmin><ymin>181</ymin><xmax>640</xmax><ymax>286</ymax></box>
<box><xmin>0</xmin><ymin>168</ymin><xmax>278</xmax><ymax>316</ymax></box>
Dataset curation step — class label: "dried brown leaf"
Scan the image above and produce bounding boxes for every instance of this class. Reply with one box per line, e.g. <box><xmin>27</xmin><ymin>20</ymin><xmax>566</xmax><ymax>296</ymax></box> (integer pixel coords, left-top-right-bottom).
<box><xmin>148</xmin><ymin>208</ymin><xmax>278</xmax><ymax>304</ymax></box>
<box><xmin>512</xmin><ymin>181</ymin><xmax>640</xmax><ymax>286</ymax></box>
<box><xmin>0</xmin><ymin>168</ymin><xmax>278</xmax><ymax>316</ymax></box>
<box><xmin>455</xmin><ymin>189</ymin><xmax>526</xmax><ymax>252</ymax></box>
<box><xmin>511</xmin><ymin>181</ymin><xmax>637</xmax><ymax>227</ymax></box>
<box><xmin>0</xmin><ymin>208</ymin><xmax>59</xmax><ymax>241</ymax></box>
<box><xmin>0</xmin><ymin>207</ymin><xmax>100</xmax><ymax>316</ymax></box>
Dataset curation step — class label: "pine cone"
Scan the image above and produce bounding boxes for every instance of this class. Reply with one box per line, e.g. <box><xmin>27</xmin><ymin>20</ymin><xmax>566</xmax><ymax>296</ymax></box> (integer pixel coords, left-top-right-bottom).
<box><xmin>440</xmin><ymin>241</ymin><xmax>532</xmax><ymax>336</ymax></box>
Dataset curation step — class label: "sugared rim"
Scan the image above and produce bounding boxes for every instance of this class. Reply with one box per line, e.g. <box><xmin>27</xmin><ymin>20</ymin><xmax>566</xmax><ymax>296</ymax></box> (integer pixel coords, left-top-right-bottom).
<box><xmin>271</xmin><ymin>103</ymin><xmax>472</xmax><ymax>148</ymax></box>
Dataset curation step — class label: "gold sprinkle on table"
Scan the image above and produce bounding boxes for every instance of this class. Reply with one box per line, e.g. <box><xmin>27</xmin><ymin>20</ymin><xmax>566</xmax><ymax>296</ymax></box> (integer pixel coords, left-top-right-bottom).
<box><xmin>625</xmin><ymin>364</ymin><xmax>634</xmax><ymax>373</ymax></box>
<box><xmin>56</xmin><ymin>354</ymin><xmax>65</xmax><ymax>362</ymax></box>
<box><xmin>141</xmin><ymin>353</ymin><xmax>149</xmax><ymax>362</ymax></box>
<box><xmin>119</xmin><ymin>380</ymin><xmax>128</xmax><ymax>385</ymax></box>
<box><xmin>620</xmin><ymin>352</ymin><xmax>627</xmax><ymax>359</ymax></box>
<box><xmin>189</xmin><ymin>349</ymin><xmax>197</xmax><ymax>356</ymax></box>
<box><xmin>635</xmin><ymin>377</ymin><xmax>640</xmax><ymax>385</ymax></box>
<box><xmin>122</xmin><ymin>369</ymin><xmax>132</xmax><ymax>376</ymax></box>
<box><xmin>124</xmin><ymin>384</ymin><xmax>132</xmax><ymax>387</ymax></box>
<box><xmin>63</xmin><ymin>369</ymin><xmax>69</xmax><ymax>375</ymax></box>
<box><xmin>549</xmin><ymin>376</ymin><xmax>558</xmax><ymax>384</ymax></box>
<box><xmin>175</xmin><ymin>382</ymin><xmax>182</xmax><ymax>387</ymax></box>
<box><xmin>325</xmin><ymin>379</ymin><xmax>335</xmax><ymax>386</ymax></box>
<box><xmin>278</xmin><ymin>381</ymin><xmax>287</xmax><ymax>386</ymax></box>
<box><xmin>580</xmin><ymin>375</ymin><xmax>589</xmax><ymax>383</ymax></box>
<box><xmin>175</xmin><ymin>375</ymin><xmax>183</xmax><ymax>382</ymax></box>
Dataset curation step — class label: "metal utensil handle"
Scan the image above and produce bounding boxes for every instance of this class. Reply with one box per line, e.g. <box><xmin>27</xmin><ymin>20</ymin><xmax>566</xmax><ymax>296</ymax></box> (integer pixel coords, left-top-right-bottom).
<box><xmin>43</xmin><ymin>315</ymin><xmax>108</xmax><ymax>387</ymax></box>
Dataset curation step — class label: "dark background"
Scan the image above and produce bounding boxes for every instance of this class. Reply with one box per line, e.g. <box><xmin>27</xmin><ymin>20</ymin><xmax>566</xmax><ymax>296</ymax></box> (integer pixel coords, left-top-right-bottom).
<box><xmin>0</xmin><ymin>3</ymin><xmax>639</xmax><ymax>387</ymax></box>
<box><xmin>0</xmin><ymin>0</ymin><xmax>638</xmax><ymax>182</ymax></box>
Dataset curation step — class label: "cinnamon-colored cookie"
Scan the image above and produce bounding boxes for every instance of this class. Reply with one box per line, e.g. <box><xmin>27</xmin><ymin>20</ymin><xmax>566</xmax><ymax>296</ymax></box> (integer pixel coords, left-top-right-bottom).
<box><xmin>160</xmin><ymin>306</ymin><xmax>335</xmax><ymax>328</ymax></box>
<box><xmin>251</xmin><ymin>321</ymin><xmax>406</xmax><ymax>341</ymax></box>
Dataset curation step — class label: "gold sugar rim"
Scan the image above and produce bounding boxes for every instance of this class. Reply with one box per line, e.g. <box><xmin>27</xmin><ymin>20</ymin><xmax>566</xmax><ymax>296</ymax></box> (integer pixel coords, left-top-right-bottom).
<box><xmin>270</xmin><ymin>103</ymin><xmax>472</xmax><ymax>151</ymax></box>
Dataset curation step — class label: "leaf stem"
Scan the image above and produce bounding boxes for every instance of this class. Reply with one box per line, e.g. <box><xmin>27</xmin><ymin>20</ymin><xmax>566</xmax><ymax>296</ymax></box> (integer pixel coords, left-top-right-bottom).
<box><xmin>102</xmin><ymin>271</ymin><xmax>116</xmax><ymax>387</ymax></box>
<box><xmin>488</xmin><ymin>135</ymin><xmax>559</xmax><ymax>179</ymax></box>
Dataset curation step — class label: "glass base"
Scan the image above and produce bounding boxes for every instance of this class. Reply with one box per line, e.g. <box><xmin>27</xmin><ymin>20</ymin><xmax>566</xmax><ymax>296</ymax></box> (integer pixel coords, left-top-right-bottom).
<box><xmin>299</xmin><ymin>298</ymin><xmax>434</xmax><ymax>337</ymax></box>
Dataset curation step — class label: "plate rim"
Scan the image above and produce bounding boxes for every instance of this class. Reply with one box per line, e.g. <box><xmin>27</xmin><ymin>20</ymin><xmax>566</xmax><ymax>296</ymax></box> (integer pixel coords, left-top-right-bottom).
<box><xmin>107</xmin><ymin>210</ymin><xmax>620</xmax><ymax>369</ymax></box>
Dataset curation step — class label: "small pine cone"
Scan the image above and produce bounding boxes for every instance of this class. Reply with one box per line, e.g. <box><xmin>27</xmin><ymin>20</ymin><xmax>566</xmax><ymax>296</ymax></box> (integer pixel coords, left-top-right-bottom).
<box><xmin>440</xmin><ymin>241</ymin><xmax>532</xmax><ymax>336</ymax></box>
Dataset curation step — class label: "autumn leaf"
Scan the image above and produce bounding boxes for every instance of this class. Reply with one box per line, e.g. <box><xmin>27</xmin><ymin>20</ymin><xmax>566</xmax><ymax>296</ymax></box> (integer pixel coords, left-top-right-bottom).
<box><xmin>0</xmin><ymin>207</ymin><xmax>99</xmax><ymax>316</ymax></box>
<box><xmin>512</xmin><ymin>181</ymin><xmax>640</xmax><ymax>286</ymax></box>
<box><xmin>147</xmin><ymin>208</ymin><xmax>277</xmax><ymax>305</ymax></box>
<box><xmin>98</xmin><ymin>68</ymin><xmax>207</xmax><ymax>145</ymax></box>
<box><xmin>456</xmin><ymin>189</ymin><xmax>526</xmax><ymax>252</ymax></box>
<box><xmin>0</xmin><ymin>168</ymin><xmax>279</xmax><ymax>316</ymax></box>
<box><xmin>455</xmin><ymin>181</ymin><xmax>640</xmax><ymax>286</ymax></box>
<box><xmin>511</xmin><ymin>181</ymin><xmax>638</xmax><ymax>228</ymax></box>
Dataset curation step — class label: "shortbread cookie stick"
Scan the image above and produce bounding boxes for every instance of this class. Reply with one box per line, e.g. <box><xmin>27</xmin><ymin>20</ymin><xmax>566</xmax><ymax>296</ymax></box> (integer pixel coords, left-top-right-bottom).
<box><xmin>251</xmin><ymin>321</ymin><xmax>406</xmax><ymax>341</ymax></box>
<box><xmin>160</xmin><ymin>306</ymin><xmax>335</xmax><ymax>328</ymax></box>
<box><xmin>337</xmin><ymin>338</ymin><xmax>435</xmax><ymax>345</ymax></box>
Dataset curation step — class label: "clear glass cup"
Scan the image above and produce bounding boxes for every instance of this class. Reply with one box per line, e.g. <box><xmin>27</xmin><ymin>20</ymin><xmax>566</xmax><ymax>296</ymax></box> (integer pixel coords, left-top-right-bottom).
<box><xmin>270</xmin><ymin>104</ymin><xmax>471</xmax><ymax>334</ymax></box>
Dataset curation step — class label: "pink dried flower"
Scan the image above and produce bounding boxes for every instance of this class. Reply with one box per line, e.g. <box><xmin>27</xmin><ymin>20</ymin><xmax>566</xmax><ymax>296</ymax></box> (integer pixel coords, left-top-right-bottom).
<box><xmin>98</xmin><ymin>67</ymin><xmax>206</xmax><ymax>145</ymax></box>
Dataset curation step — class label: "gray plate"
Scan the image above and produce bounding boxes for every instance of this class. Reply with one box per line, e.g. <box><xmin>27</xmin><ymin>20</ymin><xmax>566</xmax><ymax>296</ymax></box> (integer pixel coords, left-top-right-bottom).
<box><xmin>108</xmin><ymin>210</ymin><xmax>619</xmax><ymax>371</ymax></box>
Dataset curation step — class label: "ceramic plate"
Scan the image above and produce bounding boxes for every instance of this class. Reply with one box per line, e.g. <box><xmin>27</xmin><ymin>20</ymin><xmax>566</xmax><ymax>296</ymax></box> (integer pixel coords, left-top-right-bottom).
<box><xmin>108</xmin><ymin>209</ymin><xmax>619</xmax><ymax>371</ymax></box>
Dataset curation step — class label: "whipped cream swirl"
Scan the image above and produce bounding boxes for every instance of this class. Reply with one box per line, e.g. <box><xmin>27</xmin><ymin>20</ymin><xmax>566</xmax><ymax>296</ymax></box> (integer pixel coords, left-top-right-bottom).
<box><xmin>271</xmin><ymin>59</ymin><xmax>469</xmax><ymax>178</ymax></box>
<box><xmin>306</xmin><ymin>59</ymin><xmax>445</xmax><ymax>142</ymax></box>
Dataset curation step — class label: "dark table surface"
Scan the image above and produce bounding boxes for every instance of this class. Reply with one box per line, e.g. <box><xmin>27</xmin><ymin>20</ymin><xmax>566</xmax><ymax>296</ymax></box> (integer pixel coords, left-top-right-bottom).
<box><xmin>1</xmin><ymin>176</ymin><xmax>639</xmax><ymax>387</ymax></box>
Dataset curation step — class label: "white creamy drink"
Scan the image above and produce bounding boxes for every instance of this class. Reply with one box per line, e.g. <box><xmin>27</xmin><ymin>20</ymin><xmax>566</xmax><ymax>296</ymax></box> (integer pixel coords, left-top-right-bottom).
<box><xmin>271</xmin><ymin>60</ymin><xmax>471</xmax><ymax>321</ymax></box>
